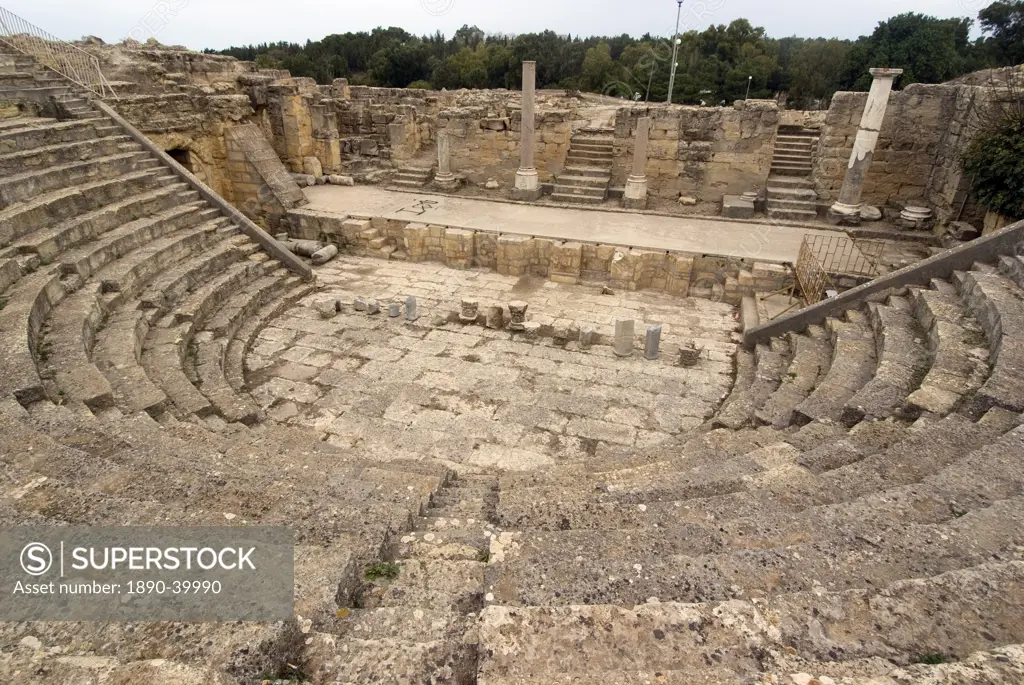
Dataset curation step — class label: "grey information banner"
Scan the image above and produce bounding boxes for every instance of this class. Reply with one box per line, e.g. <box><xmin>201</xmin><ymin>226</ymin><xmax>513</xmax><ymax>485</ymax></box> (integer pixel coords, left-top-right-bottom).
<box><xmin>0</xmin><ymin>526</ymin><xmax>293</xmax><ymax>621</ymax></box>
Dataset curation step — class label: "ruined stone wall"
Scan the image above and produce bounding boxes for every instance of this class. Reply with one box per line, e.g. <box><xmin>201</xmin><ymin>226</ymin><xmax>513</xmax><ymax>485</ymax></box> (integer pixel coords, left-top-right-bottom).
<box><xmin>611</xmin><ymin>101</ymin><xmax>779</xmax><ymax>202</ymax></box>
<box><xmin>442</xmin><ymin>108</ymin><xmax>571</xmax><ymax>185</ymax></box>
<box><xmin>224</xmin><ymin>124</ymin><xmax>307</xmax><ymax>231</ymax></box>
<box><xmin>287</xmin><ymin>207</ymin><xmax>793</xmax><ymax>305</ymax></box>
<box><xmin>111</xmin><ymin>91</ymin><xmax>254</xmax><ymax>200</ymax></box>
<box><xmin>927</xmin><ymin>86</ymin><xmax>989</xmax><ymax>226</ymax></box>
<box><xmin>815</xmin><ymin>83</ymin><xmax>981</xmax><ymax>214</ymax></box>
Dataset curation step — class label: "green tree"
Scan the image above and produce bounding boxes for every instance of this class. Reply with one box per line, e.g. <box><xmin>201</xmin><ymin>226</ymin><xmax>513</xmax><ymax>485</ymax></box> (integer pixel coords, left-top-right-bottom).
<box><xmin>839</xmin><ymin>13</ymin><xmax>973</xmax><ymax>89</ymax></box>
<box><xmin>786</xmin><ymin>39</ymin><xmax>853</xmax><ymax>108</ymax></box>
<box><xmin>581</xmin><ymin>42</ymin><xmax>618</xmax><ymax>92</ymax></box>
<box><xmin>979</xmin><ymin>1</ymin><xmax>1024</xmax><ymax>66</ymax></box>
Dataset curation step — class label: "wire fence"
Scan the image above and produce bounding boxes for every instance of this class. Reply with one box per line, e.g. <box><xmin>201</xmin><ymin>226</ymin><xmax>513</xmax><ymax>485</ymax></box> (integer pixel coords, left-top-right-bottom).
<box><xmin>0</xmin><ymin>6</ymin><xmax>116</xmax><ymax>99</ymax></box>
<box><xmin>795</xmin><ymin>233</ymin><xmax>884</xmax><ymax>304</ymax></box>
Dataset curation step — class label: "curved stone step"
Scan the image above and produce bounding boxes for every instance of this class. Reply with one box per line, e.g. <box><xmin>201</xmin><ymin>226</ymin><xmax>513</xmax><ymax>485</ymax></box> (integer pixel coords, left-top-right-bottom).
<box><xmin>137</xmin><ymin>234</ymin><xmax>259</xmax><ymax>316</ymax></box>
<box><xmin>0</xmin><ymin>135</ymin><xmax>137</xmax><ymax>172</ymax></box>
<box><xmin>790</xmin><ymin>409</ymin><xmax>1018</xmax><ymax>506</ymax></box>
<box><xmin>488</xmin><ymin>494</ymin><xmax>1024</xmax><ymax>607</ymax></box>
<box><xmin>0</xmin><ymin>151</ymin><xmax>158</xmax><ymax>208</ymax></box>
<box><xmin>0</xmin><ymin>268</ymin><xmax>65</xmax><ymax>406</ymax></box>
<box><xmin>905</xmin><ymin>282</ymin><xmax>989</xmax><ymax>416</ymax></box>
<box><xmin>956</xmin><ymin>268</ymin><xmax>1024</xmax><ymax>416</ymax></box>
<box><xmin>477</xmin><ymin>561</ymin><xmax>1024</xmax><ymax>682</ymax></box>
<box><xmin>712</xmin><ymin>338</ymin><xmax>791</xmax><ymax>429</ymax></box>
<box><xmin>193</xmin><ymin>271</ymin><xmax>298</xmax><ymax>423</ymax></box>
<box><xmin>792</xmin><ymin>312</ymin><xmax>876</xmax><ymax>425</ymax></box>
<box><xmin>90</xmin><ymin>227</ymin><xmax>247</xmax><ymax>415</ymax></box>
<box><xmin>44</xmin><ymin>219</ymin><xmax>231</xmax><ymax>410</ymax></box>
<box><xmin>0</xmin><ymin>117</ymin><xmax>117</xmax><ymax>154</ymax></box>
<box><xmin>141</xmin><ymin>260</ymin><xmax>266</xmax><ymax>417</ymax></box>
<box><xmin>226</xmin><ymin>281</ymin><xmax>314</xmax><ymax>392</ymax></box>
<box><xmin>496</xmin><ymin>409</ymin><xmax>1015</xmax><ymax>531</ymax></box>
<box><xmin>17</xmin><ymin>180</ymin><xmax>196</xmax><ymax>262</ymax></box>
<box><xmin>0</xmin><ymin>169</ymin><xmax>167</xmax><ymax>250</ymax></box>
<box><xmin>57</xmin><ymin>202</ymin><xmax>215</xmax><ymax>281</ymax></box>
<box><xmin>93</xmin><ymin>308</ymin><xmax>167</xmax><ymax>414</ymax></box>
<box><xmin>840</xmin><ymin>297</ymin><xmax>930</xmax><ymax>425</ymax></box>
<box><xmin>20</xmin><ymin>403</ymin><xmax>428</xmax><ymax>545</ymax></box>
<box><xmin>755</xmin><ymin>325</ymin><xmax>831</xmax><ymax>427</ymax></box>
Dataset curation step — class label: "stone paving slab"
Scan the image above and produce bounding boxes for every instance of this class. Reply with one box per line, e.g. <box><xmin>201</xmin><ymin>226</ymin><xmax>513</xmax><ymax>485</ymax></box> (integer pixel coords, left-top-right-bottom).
<box><xmin>245</xmin><ymin>257</ymin><xmax>738</xmax><ymax>471</ymax></box>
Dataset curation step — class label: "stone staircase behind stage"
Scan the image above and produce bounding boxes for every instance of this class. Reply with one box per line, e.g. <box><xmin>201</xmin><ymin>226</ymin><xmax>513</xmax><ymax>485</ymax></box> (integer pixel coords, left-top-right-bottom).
<box><xmin>550</xmin><ymin>128</ymin><xmax>613</xmax><ymax>205</ymax></box>
<box><xmin>766</xmin><ymin>126</ymin><xmax>820</xmax><ymax>222</ymax></box>
<box><xmin>392</xmin><ymin>166</ymin><xmax>433</xmax><ymax>189</ymax></box>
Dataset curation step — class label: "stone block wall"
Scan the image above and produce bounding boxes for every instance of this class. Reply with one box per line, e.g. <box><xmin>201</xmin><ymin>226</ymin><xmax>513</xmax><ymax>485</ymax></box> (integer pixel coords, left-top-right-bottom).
<box><xmin>814</xmin><ymin>83</ymin><xmax>987</xmax><ymax>216</ymax></box>
<box><xmin>927</xmin><ymin>86</ymin><xmax>989</xmax><ymax>226</ymax></box>
<box><xmin>111</xmin><ymin>91</ymin><xmax>254</xmax><ymax>199</ymax></box>
<box><xmin>441</xmin><ymin>108</ymin><xmax>571</xmax><ymax>185</ymax></box>
<box><xmin>224</xmin><ymin>124</ymin><xmax>307</xmax><ymax>231</ymax></box>
<box><xmin>611</xmin><ymin>101</ymin><xmax>779</xmax><ymax>202</ymax></box>
<box><xmin>287</xmin><ymin>207</ymin><xmax>792</xmax><ymax>304</ymax></box>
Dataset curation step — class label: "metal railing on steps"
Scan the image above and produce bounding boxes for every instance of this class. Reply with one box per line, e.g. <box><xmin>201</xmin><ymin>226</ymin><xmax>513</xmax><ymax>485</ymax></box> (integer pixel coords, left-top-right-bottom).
<box><xmin>0</xmin><ymin>5</ymin><xmax>116</xmax><ymax>99</ymax></box>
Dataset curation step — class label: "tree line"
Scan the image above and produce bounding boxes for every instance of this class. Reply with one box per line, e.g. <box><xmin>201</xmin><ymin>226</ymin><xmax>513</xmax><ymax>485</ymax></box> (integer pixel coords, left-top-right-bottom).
<box><xmin>211</xmin><ymin>1</ymin><xmax>1024</xmax><ymax>109</ymax></box>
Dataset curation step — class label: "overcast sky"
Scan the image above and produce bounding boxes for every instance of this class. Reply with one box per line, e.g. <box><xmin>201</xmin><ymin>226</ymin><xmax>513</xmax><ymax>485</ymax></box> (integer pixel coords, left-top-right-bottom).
<box><xmin>6</xmin><ymin>0</ymin><xmax>987</xmax><ymax>51</ymax></box>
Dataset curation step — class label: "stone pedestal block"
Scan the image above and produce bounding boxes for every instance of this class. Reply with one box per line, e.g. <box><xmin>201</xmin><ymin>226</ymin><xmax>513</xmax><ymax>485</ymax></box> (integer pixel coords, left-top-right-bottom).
<box><xmin>512</xmin><ymin>169</ymin><xmax>540</xmax><ymax>201</ymax></box>
<box><xmin>403</xmin><ymin>223</ymin><xmax>429</xmax><ymax>262</ymax></box>
<box><xmin>579</xmin><ymin>325</ymin><xmax>596</xmax><ymax>350</ymax></box>
<box><xmin>722</xmin><ymin>195</ymin><xmax>755</xmax><ymax>219</ymax></box>
<box><xmin>485</xmin><ymin>305</ymin><xmax>504</xmax><ymax>329</ymax></box>
<box><xmin>644</xmin><ymin>324</ymin><xmax>662</xmax><ymax>360</ymax></box>
<box><xmin>460</xmin><ymin>299</ymin><xmax>479</xmax><ymax>324</ymax></box>
<box><xmin>614</xmin><ymin>319</ymin><xmax>634</xmax><ymax>357</ymax></box>
<box><xmin>508</xmin><ymin>301</ymin><xmax>528</xmax><ymax>331</ymax></box>
<box><xmin>405</xmin><ymin>296</ymin><xmax>419</xmax><ymax>321</ymax></box>
<box><xmin>623</xmin><ymin>175</ymin><xmax>648</xmax><ymax>210</ymax></box>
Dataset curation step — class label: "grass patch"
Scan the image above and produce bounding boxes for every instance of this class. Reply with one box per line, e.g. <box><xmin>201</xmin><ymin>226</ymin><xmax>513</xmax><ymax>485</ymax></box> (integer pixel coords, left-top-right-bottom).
<box><xmin>257</xmin><ymin>663</ymin><xmax>306</xmax><ymax>682</ymax></box>
<box><xmin>476</xmin><ymin>548</ymin><xmax>490</xmax><ymax>563</ymax></box>
<box><xmin>364</xmin><ymin>561</ymin><xmax>400</xmax><ymax>581</ymax></box>
<box><xmin>916</xmin><ymin>653</ymin><xmax>949</xmax><ymax>665</ymax></box>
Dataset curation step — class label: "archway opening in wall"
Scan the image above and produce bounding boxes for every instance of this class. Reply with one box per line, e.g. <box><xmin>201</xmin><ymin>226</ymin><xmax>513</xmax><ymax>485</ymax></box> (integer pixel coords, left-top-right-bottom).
<box><xmin>167</xmin><ymin>148</ymin><xmax>194</xmax><ymax>173</ymax></box>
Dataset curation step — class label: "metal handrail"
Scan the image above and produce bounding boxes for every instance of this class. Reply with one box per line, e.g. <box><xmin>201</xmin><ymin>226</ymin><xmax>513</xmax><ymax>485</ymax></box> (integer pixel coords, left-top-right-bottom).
<box><xmin>0</xmin><ymin>6</ymin><xmax>116</xmax><ymax>99</ymax></box>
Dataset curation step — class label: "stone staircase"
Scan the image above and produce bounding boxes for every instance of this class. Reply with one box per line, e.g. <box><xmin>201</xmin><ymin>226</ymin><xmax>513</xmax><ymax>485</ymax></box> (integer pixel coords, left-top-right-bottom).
<box><xmin>766</xmin><ymin>126</ymin><xmax>820</xmax><ymax>221</ymax></box>
<box><xmin>551</xmin><ymin>128</ymin><xmax>613</xmax><ymax>204</ymax></box>
<box><xmin>392</xmin><ymin>166</ymin><xmax>433</xmax><ymax>189</ymax></box>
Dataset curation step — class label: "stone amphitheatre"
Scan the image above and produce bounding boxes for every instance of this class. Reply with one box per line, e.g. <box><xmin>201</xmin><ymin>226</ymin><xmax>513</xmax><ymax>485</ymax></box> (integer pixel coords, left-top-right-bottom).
<box><xmin>1</xmin><ymin>13</ymin><xmax>1024</xmax><ymax>685</ymax></box>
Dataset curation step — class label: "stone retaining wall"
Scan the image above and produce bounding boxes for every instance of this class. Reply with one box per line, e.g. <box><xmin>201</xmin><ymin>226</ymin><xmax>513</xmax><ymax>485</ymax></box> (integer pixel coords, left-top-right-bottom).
<box><xmin>612</xmin><ymin>101</ymin><xmax>779</xmax><ymax>201</ymax></box>
<box><xmin>286</xmin><ymin>208</ymin><xmax>792</xmax><ymax>304</ymax></box>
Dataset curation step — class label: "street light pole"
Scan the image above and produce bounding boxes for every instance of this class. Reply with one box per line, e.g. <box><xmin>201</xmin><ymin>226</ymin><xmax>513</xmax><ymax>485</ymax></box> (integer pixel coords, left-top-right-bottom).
<box><xmin>745</xmin><ymin>75</ymin><xmax>753</xmax><ymax>100</ymax></box>
<box><xmin>666</xmin><ymin>0</ymin><xmax>683</xmax><ymax>104</ymax></box>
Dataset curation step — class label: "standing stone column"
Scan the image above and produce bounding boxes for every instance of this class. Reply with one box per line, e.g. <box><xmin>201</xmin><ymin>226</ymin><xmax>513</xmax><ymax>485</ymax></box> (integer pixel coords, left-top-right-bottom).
<box><xmin>828</xmin><ymin>68</ymin><xmax>903</xmax><ymax>226</ymax></box>
<box><xmin>433</xmin><ymin>129</ymin><xmax>457</xmax><ymax>189</ymax></box>
<box><xmin>614</xmin><ymin>319</ymin><xmax>634</xmax><ymax>357</ymax></box>
<box><xmin>512</xmin><ymin>61</ymin><xmax>541</xmax><ymax>201</ymax></box>
<box><xmin>623</xmin><ymin>117</ymin><xmax>650</xmax><ymax>210</ymax></box>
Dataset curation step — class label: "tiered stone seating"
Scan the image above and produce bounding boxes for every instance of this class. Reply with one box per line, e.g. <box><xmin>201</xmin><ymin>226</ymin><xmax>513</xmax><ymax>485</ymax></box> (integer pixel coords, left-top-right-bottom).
<box><xmin>476</xmin><ymin>267</ymin><xmax>1024</xmax><ymax>680</ymax></box>
<box><xmin>0</xmin><ymin>56</ymin><xmax>458</xmax><ymax>682</ymax></box>
<box><xmin>2</xmin><ymin>48</ymin><xmax>1024</xmax><ymax>685</ymax></box>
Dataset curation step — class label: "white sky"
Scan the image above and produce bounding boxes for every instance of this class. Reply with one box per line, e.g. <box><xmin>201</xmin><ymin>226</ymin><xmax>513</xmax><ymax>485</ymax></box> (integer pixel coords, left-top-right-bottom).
<box><xmin>6</xmin><ymin>0</ymin><xmax>987</xmax><ymax>51</ymax></box>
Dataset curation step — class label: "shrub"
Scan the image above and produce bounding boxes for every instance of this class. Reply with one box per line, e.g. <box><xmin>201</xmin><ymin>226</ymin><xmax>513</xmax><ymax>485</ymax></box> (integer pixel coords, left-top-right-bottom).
<box><xmin>961</xmin><ymin>82</ymin><xmax>1024</xmax><ymax>220</ymax></box>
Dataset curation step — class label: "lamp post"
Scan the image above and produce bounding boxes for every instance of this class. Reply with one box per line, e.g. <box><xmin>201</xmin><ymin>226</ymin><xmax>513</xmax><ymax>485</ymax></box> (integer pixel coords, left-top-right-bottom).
<box><xmin>666</xmin><ymin>0</ymin><xmax>683</xmax><ymax>104</ymax></box>
<box><xmin>745</xmin><ymin>75</ymin><xmax>752</xmax><ymax>100</ymax></box>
